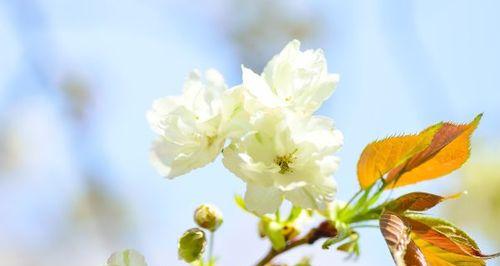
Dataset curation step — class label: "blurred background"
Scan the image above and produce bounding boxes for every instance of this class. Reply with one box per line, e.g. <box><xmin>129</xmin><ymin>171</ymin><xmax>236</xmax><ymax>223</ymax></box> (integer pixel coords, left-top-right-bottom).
<box><xmin>1</xmin><ymin>0</ymin><xmax>499</xmax><ymax>265</ymax></box>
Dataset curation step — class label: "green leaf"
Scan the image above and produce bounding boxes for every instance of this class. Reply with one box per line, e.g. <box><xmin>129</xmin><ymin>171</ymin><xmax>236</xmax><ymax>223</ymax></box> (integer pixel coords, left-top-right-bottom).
<box><xmin>234</xmin><ymin>195</ymin><xmax>247</xmax><ymax>211</ymax></box>
<box><xmin>322</xmin><ymin>227</ymin><xmax>350</xmax><ymax>250</ymax></box>
<box><xmin>178</xmin><ymin>228</ymin><xmax>206</xmax><ymax>263</ymax></box>
<box><xmin>263</xmin><ymin>220</ymin><xmax>286</xmax><ymax>251</ymax></box>
<box><xmin>337</xmin><ymin>232</ymin><xmax>360</xmax><ymax>258</ymax></box>
<box><xmin>287</xmin><ymin>206</ymin><xmax>303</xmax><ymax>222</ymax></box>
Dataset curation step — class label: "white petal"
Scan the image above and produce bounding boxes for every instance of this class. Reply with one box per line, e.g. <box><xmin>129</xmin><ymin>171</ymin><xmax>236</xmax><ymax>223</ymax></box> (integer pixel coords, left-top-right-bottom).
<box><xmin>151</xmin><ymin>136</ymin><xmax>223</xmax><ymax>179</ymax></box>
<box><xmin>150</xmin><ymin>139</ymin><xmax>191</xmax><ymax>179</ymax></box>
<box><xmin>222</xmin><ymin>142</ymin><xmax>275</xmax><ymax>186</ymax></box>
<box><xmin>308</xmin><ymin>73</ymin><xmax>339</xmax><ymax>108</ymax></box>
<box><xmin>261</xmin><ymin>40</ymin><xmax>339</xmax><ymax>115</ymax></box>
<box><xmin>262</xmin><ymin>40</ymin><xmax>301</xmax><ymax>96</ymax></box>
<box><xmin>244</xmin><ymin>183</ymin><xmax>283</xmax><ymax>215</ymax></box>
<box><xmin>290</xmin><ymin>115</ymin><xmax>343</xmax><ymax>154</ymax></box>
<box><xmin>205</xmin><ymin>68</ymin><xmax>226</xmax><ymax>88</ymax></box>
<box><xmin>284</xmin><ymin>177</ymin><xmax>337</xmax><ymax>210</ymax></box>
<box><xmin>106</xmin><ymin>249</ymin><xmax>147</xmax><ymax>266</ymax></box>
<box><xmin>220</xmin><ymin>85</ymin><xmax>252</xmax><ymax>139</ymax></box>
<box><xmin>182</xmin><ymin>69</ymin><xmax>226</xmax><ymax>122</ymax></box>
<box><xmin>318</xmin><ymin>155</ymin><xmax>340</xmax><ymax>176</ymax></box>
<box><xmin>146</xmin><ymin>96</ymin><xmax>184</xmax><ymax>135</ymax></box>
<box><xmin>241</xmin><ymin>66</ymin><xmax>282</xmax><ymax>110</ymax></box>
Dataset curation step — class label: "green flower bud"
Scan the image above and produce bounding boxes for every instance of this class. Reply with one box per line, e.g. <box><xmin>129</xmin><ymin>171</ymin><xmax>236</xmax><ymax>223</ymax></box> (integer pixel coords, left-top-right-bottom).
<box><xmin>178</xmin><ymin>228</ymin><xmax>206</xmax><ymax>263</ymax></box>
<box><xmin>106</xmin><ymin>249</ymin><xmax>147</xmax><ymax>266</ymax></box>
<box><xmin>194</xmin><ymin>204</ymin><xmax>223</xmax><ymax>232</ymax></box>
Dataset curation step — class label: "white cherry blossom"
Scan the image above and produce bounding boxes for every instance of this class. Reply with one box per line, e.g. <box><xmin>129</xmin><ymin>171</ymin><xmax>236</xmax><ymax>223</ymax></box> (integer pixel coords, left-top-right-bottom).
<box><xmin>222</xmin><ymin>109</ymin><xmax>343</xmax><ymax>215</ymax></box>
<box><xmin>147</xmin><ymin>69</ymin><xmax>229</xmax><ymax>179</ymax></box>
<box><xmin>241</xmin><ymin>40</ymin><xmax>339</xmax><ymax>115</ymax></box>
<box><xmin>147</xmin><ymin>40</ymin><xmax>343</xmax><ymax>216</ymax></box>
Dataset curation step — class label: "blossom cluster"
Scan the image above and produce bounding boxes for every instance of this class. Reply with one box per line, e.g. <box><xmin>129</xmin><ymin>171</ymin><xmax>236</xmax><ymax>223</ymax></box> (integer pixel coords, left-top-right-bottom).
<box><xmin>147</xmin><ymin>40</ymin><xmax>343</xmax><ymax>215</ymax></box>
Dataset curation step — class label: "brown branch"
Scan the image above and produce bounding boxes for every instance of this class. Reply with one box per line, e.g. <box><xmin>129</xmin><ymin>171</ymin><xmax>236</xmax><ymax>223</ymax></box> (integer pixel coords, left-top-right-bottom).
<box><xmin>255</xmin><ymin>221</ymin><xmax>338</xmax><ymax>266</ymax></box>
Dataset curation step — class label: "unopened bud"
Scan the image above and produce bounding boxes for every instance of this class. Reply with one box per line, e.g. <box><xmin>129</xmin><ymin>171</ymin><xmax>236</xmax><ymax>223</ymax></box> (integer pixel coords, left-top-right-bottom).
<box><xmin>194</xmin><ymin>204</ymin><xmax>223</xmax><ymax>232</ymax></box>
<box><xmin>178</xmin><ymin>228</ymin><xmax>206</xmax><ymax>263</ymax></box>
<box><xmin>106</xmin><ymin>249</ymin><xmax>147</xmax><ymax>266</ymax></box>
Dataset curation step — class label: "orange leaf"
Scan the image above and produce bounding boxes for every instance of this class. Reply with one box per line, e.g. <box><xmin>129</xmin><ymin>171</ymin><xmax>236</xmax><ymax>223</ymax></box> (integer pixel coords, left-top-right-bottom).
<box><xmin>404</xmin><ymin>215</ymin><xmax>499</xmax><ymax>260</ymax></box>
<box><xmin>385</xmin><ymin>192</ymin><xmax>461</xmax><ymax>213</ymax></box>
<box><xmin>413</xmin><ymin>238</ymin><xmax>486</xmax><ymax>266</ymax></box>
<box><xmin>357</xmin><ymin>124</ymin><xmax>442</xmax><ymax>189</ymax></box>
<box><xmin>379</xmin><ymin>212</ymin><xmax>499</xmax><ymax>266</ymax></box>
<box><xmin>386</xmin><ymin>114</ymin><xmax>482</xmax><ymax>188</ymax></box>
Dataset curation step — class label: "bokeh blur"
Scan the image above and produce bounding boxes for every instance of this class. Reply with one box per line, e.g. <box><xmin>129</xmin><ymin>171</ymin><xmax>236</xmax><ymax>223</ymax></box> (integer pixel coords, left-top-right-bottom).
<box><xmin>1</xmin><ymin>1</ymin><xmax>499</xmax><ymax>265</ymax></box>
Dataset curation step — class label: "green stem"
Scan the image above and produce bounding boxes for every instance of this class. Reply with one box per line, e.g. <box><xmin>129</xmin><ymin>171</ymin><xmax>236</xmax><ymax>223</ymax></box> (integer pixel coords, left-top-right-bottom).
<box><xmin>348</xmin><ymin>203</ymin><xmax>384</xmax><ymax>223</ymax></box>
<box><xmin>338</xmin><ymin>189</ymin><xmax>363</xmax><ymax>217</ymax></box>
<box><xmin>339</xmin><ymin>189</ymin><xmax>380</xmax><ymax>223</ymax></box>
<box><xmin>208</xmin><ymin>231</ymin><xmax>215</xmax><ymax>264</ymax></box>
<box><xmin>351</xmin><ymin>224</ymin><xmax>379</xmax><ymax>229</ymax></box>
<box><xmin>345</xmin><ymin>189</ymin><xmax>363</xmax><ymax>207</ymax></box>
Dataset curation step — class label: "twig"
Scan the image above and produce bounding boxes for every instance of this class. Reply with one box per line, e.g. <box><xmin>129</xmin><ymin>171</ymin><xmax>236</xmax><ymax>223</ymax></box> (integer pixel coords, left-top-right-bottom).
<box><xmin>255</xmin><ymin>221</ymin><xmax>337</xmax><ymax>266</ymax></box>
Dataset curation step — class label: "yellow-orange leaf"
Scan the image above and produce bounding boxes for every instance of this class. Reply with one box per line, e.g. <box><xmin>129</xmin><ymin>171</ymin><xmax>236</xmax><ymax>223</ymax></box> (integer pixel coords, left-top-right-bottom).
<box><xmin>357</xmin><ymin>124</ymin><xmax>442</xmax><ymax>189</ymax></box>
<box><xmin>379</xmin><ymin>212</ymin><xmax>499</xmax><ymax>266</ymax></box>
<box><xmin>405</xmin><ymin>215</ymin><xmax>499</xmax><ymax>265</ymax></box>
<box><xmin>413</xmin><ymin>238</ymin><xmax>486</xmax><ymax>266</ymax></box>
<box><xmin>386</xmin><ymin>114</ymin><xmax>482</xmax><ymax>188</ymax></box>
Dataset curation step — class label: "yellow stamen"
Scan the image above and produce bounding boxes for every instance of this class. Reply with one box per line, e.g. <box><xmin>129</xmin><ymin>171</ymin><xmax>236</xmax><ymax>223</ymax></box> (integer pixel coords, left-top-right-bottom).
<box><xmin>274</xmin><ymin>150</ymin><xmax>297</xmax><ymax>174</ymax></box>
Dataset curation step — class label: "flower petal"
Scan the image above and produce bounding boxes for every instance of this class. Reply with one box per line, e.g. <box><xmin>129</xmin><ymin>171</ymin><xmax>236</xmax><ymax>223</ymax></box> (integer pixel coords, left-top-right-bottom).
<box><xmin>244</xmin><ymin>184</ymin><xmax>283</xmax><ymax>215</ymax></box>
<box><xmin>285</xmin><ymin>177</ymin><xmax>337</xmax><ymax>210</ymax></box>
<box><xmin>261</xmin><ymin>40</ymin><xmax>339</xmax><ymax>115</ymax></box>
<box><xmin>222</xmin><ymin>142</ymin><xmax>275</xmax><ymax>186</ymax></box>
<box><xmin>290</xmin><ymin>115</ymin><xmax>343</xmax><ymax>155</ymax></box>
<box><xmin>151</xmin><ymin>135</ymin><xmax>223</xmax><ymax>179</ymax></box>
<box><xmin>242</xmin><ymin>66</ymin><xmax>282</xmax><ymax>110</ymax></box>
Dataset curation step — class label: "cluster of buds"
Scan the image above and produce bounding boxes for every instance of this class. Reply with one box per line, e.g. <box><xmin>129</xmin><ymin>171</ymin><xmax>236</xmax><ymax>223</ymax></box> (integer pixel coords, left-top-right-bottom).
<box><xmin>178</xmin><ymin>204</ymin><xmax>223</xmax><ymax>264</ymax></box>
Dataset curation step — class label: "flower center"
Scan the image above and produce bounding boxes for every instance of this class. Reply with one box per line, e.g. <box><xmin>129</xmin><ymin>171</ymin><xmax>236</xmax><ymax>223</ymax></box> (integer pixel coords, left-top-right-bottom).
<box><xmin>274</xmin><ymin>150</ymin><xmax>297</xmax><ymax>174</ymax></box>
<box><xmin>206</xmin><ymin>135</ymin><xmax>217</xmax><ymax>147</ymax></box>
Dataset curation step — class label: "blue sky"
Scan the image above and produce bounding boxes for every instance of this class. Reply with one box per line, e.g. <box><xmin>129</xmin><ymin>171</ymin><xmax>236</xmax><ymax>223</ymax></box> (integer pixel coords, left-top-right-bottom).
<box><xmin>0</xmin><ymin>1</ymin><xmax>499</xmax><ymax>265</ymax></box>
